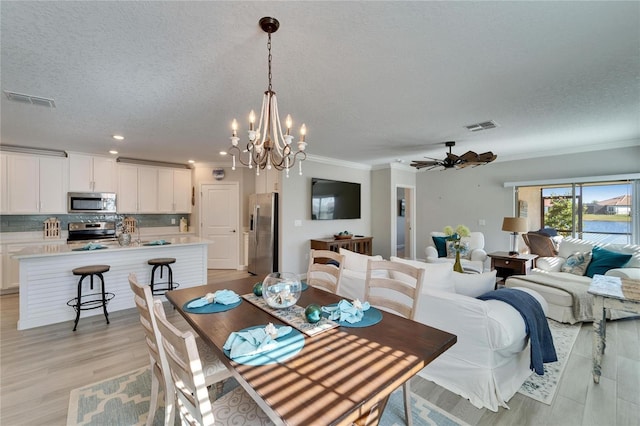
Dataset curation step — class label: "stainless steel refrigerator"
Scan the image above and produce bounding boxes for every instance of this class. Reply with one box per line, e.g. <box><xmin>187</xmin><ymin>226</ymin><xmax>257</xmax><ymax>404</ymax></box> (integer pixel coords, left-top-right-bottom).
<box><xmin>248</xmin><ymin>193</ymin><xmax>278</xmax><ymax>277</ymax></box>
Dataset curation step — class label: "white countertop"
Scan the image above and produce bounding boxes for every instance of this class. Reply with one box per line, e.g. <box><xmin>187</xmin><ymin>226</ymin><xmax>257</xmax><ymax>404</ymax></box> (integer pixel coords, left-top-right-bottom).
<box><xmin>12</xmin><ymin>235</ymin><xmax>210</xmax><ymax>259</ymax></box>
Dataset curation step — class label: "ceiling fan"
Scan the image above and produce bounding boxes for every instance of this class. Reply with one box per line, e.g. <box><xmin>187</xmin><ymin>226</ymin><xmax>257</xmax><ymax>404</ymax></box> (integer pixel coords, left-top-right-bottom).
<box><xmin>410</xmin><ymin>141</ymin><xmax>497</xmax><ymax>170</ymax></box>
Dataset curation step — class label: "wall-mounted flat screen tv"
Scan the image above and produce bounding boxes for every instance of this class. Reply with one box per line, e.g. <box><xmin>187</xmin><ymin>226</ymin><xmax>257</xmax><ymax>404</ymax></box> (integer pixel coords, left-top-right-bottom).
<box><xmin>311</xmin><ymin>178</ymin><xmax>361</xmax><ymax>220</ymax></box>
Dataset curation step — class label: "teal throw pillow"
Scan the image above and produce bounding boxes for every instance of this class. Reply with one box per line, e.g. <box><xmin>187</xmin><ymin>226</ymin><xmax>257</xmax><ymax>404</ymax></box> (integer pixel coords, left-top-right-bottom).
<box><xmin>432</xmin><ymin>236</ymin><xmax>448</xmax><ymax>258</ymax></box>
<box><xmin>585</xmin><ymin>246</ymin><xmax>632</xmax><ymax>278</ymax></box>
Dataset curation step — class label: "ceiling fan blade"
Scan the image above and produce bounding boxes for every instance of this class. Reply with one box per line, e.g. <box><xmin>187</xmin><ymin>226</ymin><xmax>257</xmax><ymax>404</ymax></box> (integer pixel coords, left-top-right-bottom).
<box><xmin>410</xmin><ymin>160</ymin><xmax>442</xmax><ymax>169</ymax></box>
<box><xmin>477</xmin><ymin>152</ymin><xmax>497</xmax><ymax>163</ymax></box>
<box><xmin>459</xmin><ymin>151</ymin><xmax>478</xmax><ymax>162</ymax></box>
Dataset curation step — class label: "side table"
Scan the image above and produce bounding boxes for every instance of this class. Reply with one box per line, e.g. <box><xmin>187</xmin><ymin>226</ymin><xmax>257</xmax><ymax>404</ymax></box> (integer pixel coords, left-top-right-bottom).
<box><xmin>488</xmin><ymin>252</ymin><xmax>538</xmax><ymax>287</ymax></box>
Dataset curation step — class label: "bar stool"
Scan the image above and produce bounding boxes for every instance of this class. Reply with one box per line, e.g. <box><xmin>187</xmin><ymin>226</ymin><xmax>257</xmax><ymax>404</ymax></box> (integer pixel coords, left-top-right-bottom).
<box><xmin>148</xmin><ymin>257</ymin><xmax>179</xmax><ymax>295</ymax></box>
<box><xmin>67</xmin><ymin>265</ymin><xmax>114</xmax><ymax>331</ymax></box>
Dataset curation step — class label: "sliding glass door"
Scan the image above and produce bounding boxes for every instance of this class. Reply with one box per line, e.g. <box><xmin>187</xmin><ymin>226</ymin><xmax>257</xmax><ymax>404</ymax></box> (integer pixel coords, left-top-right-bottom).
<box><xmin>522</xmin><ymin>180</ymin><xmax>634</xmax><ymax>245</ymax></box>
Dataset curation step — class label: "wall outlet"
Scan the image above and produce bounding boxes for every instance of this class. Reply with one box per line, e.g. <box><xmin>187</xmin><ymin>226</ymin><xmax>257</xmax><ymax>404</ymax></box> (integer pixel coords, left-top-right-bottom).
<box><xmin>478</xmin><ymin>219</ymin><xmax>486</xmax><ymax>226</ymax></box>
<box><xmin>294</xmin><ymin>220</ymin><xmax>302</xmax><ymax>227</ymax></box>
<box><xmin>171</xmin><ymin>218</ymin><xmax>176</xmax><ymax>225</ymax></box>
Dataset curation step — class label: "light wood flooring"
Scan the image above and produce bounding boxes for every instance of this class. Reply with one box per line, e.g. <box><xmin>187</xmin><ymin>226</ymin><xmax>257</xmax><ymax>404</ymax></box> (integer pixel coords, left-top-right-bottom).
<box><xmin>1</xmin><ymin>270</ymin><xmax>638</xmax><ymax>426</ymax></box>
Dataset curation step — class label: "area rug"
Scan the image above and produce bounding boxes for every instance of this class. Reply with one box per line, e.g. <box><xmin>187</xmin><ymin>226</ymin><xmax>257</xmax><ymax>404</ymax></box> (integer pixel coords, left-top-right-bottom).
<box><xmin>67</xmin><ymin>367</ymin><xmax>470</xmax><ymax>426</ymax></box>
<box><xmin>517</xmin><ymin>319</ymin><xmax>581</xmax><ymax>405</ymax></box>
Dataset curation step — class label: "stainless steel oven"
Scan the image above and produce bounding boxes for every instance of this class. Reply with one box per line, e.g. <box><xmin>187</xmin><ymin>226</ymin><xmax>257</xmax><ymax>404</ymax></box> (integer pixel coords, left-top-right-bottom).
<box><xmin>67</xmin><ymin>192</ymin><xmax>116</xmax><ymax>213</ymax></box>
<box><xmin>67</xmin><ymin>221</ymin><xmax>117</xmax><ymax>243</ymax></box>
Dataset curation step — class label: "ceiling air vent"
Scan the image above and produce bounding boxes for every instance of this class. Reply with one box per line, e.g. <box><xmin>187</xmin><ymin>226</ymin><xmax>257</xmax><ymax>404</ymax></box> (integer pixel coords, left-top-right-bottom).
<box><xmin>465</xmin><ymin>120</ymin><xmax>497</xmax><ymax>132</ymax></box>
<box><xmin>3</xmin><ymin>90</ymin><xmax>56</xmax><ymax>108</ymax></box>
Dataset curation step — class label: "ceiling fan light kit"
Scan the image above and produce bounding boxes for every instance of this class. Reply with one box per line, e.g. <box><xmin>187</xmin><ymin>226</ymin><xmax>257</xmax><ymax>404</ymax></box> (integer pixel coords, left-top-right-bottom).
<box><xmin>410</xmin><ymin>141</ymin><xmax>497</xmax><ymax>170</ymax></box>
<box><xmin>227</xmin><ymin>17</ymin><xmax>308</xmax><ymax>178</ymax></box>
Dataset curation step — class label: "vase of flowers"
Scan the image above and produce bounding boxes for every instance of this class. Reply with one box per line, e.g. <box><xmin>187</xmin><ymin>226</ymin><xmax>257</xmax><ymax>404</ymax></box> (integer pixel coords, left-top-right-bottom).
<box><xmin>443</xmin><ymin>224</ymin><xmax>471</xmax><ymax>273</ymax></box>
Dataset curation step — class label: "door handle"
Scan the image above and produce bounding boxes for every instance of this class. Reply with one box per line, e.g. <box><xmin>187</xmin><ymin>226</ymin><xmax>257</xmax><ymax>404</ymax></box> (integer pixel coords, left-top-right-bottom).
<box><xmin>230</xmin><ymin>229</ymin><xmax>236</xmax><ymax>233</ymax></box>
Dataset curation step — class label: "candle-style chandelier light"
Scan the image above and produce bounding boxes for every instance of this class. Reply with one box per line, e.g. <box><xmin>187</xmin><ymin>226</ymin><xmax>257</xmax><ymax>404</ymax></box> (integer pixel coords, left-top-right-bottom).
<box><xmin>228</xmin><ymin>17</ymin><xmax>308</xmax><ymax>177</ymax></box>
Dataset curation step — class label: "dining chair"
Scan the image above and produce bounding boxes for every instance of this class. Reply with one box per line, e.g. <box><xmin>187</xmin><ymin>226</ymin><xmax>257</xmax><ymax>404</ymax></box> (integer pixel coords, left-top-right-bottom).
<box><xmin>128</xmin><ymin>274</ymin><xmax>232</xmax><ymax>426</ymax></box>
<box><xmin>307</xmin><ymin>249</ymin><xmax>345</xmax><ymax>294</ymax></box>
<box><xmin>152</xmin><ymin>302</ymin><xmax>273</xmax><ymax>426</ymax></box>
<box><xmin>364</xmin><ymin>259</ymin><xmax>425</xmax><ymax>426</ymax></box>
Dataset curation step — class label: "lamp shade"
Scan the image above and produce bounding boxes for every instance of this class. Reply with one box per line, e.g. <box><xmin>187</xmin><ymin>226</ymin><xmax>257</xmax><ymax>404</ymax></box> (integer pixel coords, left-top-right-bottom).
<box><xmin>502</xmin><ymin>217</ymin><xmax>528</xmax><ymax>233</ymax></box>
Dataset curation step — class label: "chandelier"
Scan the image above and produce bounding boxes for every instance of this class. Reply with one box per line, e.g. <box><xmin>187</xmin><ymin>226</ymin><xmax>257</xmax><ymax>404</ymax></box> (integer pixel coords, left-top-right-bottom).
<box><xmin>228</xmin><ymin>17</ymin><xmax>308</xmax><ymax>177</ymax></box>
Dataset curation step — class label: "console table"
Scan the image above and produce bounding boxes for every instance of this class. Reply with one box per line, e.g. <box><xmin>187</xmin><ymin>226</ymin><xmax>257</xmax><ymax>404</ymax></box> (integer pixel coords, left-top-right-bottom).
<box><xmin>310</xmin><ymin>236</ymin><xmax>373</xmax><ymax>256</ymax></box>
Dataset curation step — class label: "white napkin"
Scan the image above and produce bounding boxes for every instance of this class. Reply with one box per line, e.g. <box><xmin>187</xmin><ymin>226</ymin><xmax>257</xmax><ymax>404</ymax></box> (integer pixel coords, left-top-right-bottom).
<box><xmin>186</xmin><ymin>290</ymin><xmax>240</xmax><ymax>308</ymax></box>
<box><xmin>223</xmin><ymin>323</ymin><xmax>292</xmax><ymax>359</ymax></box>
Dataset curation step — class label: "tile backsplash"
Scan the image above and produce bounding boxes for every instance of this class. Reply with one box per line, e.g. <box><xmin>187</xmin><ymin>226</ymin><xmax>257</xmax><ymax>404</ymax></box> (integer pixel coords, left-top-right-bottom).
<box><xmin>0</xmin><ymin>214</ymin><xmax>190</xmax><ymax>233</ymax></box>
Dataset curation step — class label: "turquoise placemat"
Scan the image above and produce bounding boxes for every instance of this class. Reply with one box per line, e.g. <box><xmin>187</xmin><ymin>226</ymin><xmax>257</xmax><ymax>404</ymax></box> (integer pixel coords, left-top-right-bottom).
<box><xmin>71</xmin><ymin>246</ymin><xmax>108</xmax><ymax>251</ymax></box>
<box><xmin>223</xmin><ymin>325</ymin><xmax>305</xmax><ymax>366</ymax></box>
<box><xmin>182</xmin><ymin>298</ymin><xmax>241</xmax><ymax>314</ymax></box>
<box><xmin>322</xmin><ymin>303</ymin><xmax>383</xmax><ymax>328</ymax></box>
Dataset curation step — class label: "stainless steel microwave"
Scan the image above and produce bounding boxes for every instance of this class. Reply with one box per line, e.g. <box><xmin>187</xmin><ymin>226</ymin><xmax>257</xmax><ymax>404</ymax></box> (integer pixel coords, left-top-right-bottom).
<box><xmin>67</xmin><ymin>192</ymin><xmax>117</xmax><ymax>213</ymax></box>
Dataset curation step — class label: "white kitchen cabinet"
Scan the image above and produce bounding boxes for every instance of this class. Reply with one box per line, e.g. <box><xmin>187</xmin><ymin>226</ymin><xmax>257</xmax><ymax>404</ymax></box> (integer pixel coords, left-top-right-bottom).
<box><xmin>5</xmin><ymin>154</ymin><xmax>66</xmax><ymax>214</ymax></box>
<box><xmin>173</xmin><ymin>169</ymin><xmax>192</xmax><ymax>213</ymax></box>
<box><xmin>137</xmin><ymin>166</ymin><xmax>158</xmax><ymax>213</ymax></box>
<box><xmin>39</xmin><ymin>157</ymin><xmax>67</xmax><ymax>213</ymax></box>
<box><xmin>1</xmin><ymin>244</ymin><xmax>24</xmax><ymax>293</ymax></box>
<box><xmin>0</xmin><ymin>153</ymin><xmax>8</xmax><ymax>214</ymax></box>
<box><xmin>116</xmin><ymin>164</ymin><xmax>159</xmax><ymax>213</ymax></box>
<box><xmin>117</xmin><ymin>164</ymin><xmax>139</xmax><ymax>213</ymax></box>
<box><xmin>158</xmin><ymin>168</ymin><xmax>192</xmax><ymax>213</ymax></box>
<box><xmin>255</xmin><ymin>166</ymin><xmax>281</xmax><ymax>193</ymax></box>
<box><xmin>68</xmin><ymin>153</ymin><xmax>116</xmax><ymax>192</ymax></box>
<box><xmin>7</xmin><ymin>155</ymin><xmax>38</xmax><ymax>213</ymax></box>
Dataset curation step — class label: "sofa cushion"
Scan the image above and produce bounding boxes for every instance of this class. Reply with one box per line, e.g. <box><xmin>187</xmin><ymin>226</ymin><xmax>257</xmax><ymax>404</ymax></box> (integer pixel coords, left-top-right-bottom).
<box><xmin>558</xmin><ymin>238</ymin><xmax>595</xmax><ymax>259</ymax></box>
<box><xmin>585</xmin><ymin>246</ymin><xmax>633</xmax><ymax>278</ymax></box>
<box><xmin>453</xmin><ymin>270</ymin><xmax>497</xmax><ymax>297</ymax></box>
<box><xmin>507</xmin><ymin>275</ymin><xmax>576</xmax><ymax>307</ymax></box>
<box><xmin>339</xmin><ymin>248</ymin><xmax>383</xmax><ymax>273</ymax></box>
<box><xmin>560</xmin><ymin>251</ymin><xmax>592</xmax><ymax>276</ymax></box>
<box><xmin>432</xmin><ymin>236</ymin><xmax>448</xmax><ymax>257</ymax></box>
<box><xmin>390</xmin><ymin>257</ymin><xmax>455</xmax><ymax>293</ymax></box>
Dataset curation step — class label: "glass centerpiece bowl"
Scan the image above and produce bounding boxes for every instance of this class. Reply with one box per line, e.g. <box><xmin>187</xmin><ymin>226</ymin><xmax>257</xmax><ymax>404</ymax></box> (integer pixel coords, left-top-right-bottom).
<box><xmin>262</xmin><ymin>272</ymin><xmax>302</xmax><ymax>309</ymax></box>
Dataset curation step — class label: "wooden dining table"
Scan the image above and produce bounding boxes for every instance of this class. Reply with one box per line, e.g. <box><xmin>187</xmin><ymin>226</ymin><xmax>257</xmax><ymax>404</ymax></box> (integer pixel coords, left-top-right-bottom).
<box><xmin>166</xmin><ymin>276</ymin><xmax>456</xmax><ymax>426</ymax></box>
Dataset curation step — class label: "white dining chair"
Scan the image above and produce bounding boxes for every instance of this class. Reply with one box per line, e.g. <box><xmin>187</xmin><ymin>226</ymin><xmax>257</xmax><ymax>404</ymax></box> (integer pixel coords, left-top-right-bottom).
<box><xmin>307</xmin><ymin>249</ymin><xmax>345</xmax><ymax>294</ymax></box>
<box><xmin>152</xmin><ymin>302</ymin><xmax>273</xmax><ymax>426</ymax></box>
<box><xmin>128</xmin><ymin>273</ymin><xmax>232</xmax><ymax>426</ymax></box>
<box><xmin>364</xmin><ymin>259</ymin><xmax>425</xmax><ymax>426</ymax></box>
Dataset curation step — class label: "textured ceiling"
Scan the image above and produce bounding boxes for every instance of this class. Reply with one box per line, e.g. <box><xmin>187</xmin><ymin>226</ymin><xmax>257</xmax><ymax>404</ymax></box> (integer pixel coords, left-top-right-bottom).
<box><xmin>1</xmin><ymin>1</ymin><xmax>639</xmax><ymax>167</ymax></box>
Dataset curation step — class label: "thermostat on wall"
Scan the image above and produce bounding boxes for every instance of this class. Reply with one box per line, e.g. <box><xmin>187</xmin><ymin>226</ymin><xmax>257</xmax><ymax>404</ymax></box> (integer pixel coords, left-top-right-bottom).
<box><xmin>213</xmin><ymin>168</ymin><xmax>225</xmax><ymax>180</ymax></box>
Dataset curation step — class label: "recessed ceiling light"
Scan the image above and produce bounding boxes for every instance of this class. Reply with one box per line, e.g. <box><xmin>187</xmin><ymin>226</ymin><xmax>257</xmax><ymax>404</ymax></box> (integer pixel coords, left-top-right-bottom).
<box><xmin>112</xmin><ymin>135</ymin><xmax>124</xmax><ymax>140</ymax></box>
<box><xmin>109</xmin><ymin>150</ymin><xmax>118</xmax><ymax>155</ymax></box>
<box><xmin>188</xmin><ymin>160</ymin><xmax>195</xmax><ymax>164</ymax></box>
<box><xmin>219</xmin><ymin>151</ymin><xmax>227</xmax><ymax>156</ymax></box>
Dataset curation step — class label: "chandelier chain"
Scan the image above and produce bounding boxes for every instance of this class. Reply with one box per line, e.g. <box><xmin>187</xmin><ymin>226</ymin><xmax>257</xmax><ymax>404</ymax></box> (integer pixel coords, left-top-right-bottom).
<box><xmin>267</xmin><ymin>33</ymin><xmax>273</xmax><ymax>92</ymax></box>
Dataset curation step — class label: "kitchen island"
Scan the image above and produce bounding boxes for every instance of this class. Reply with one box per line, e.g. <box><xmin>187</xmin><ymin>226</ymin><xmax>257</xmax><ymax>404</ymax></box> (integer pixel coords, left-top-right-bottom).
<box><xmin>12</xmin><ymin>236</ymin><xmax>209</xmax><ymax>330</ymax></box>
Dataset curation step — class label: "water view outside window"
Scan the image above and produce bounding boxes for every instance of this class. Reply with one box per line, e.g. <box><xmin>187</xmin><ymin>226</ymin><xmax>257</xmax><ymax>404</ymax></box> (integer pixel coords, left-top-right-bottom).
<box><xmin>542</xmin><ymin>182</ymin><xmax>632</xmax><ymax>244</ymax></box>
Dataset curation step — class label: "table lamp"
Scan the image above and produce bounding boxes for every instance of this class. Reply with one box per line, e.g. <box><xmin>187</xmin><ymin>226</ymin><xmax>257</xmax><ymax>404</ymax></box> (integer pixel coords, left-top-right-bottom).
<box><xmin>502</xmin><ymin>217</ymin><xmax>528</xmax><ymax>255</ymax></box>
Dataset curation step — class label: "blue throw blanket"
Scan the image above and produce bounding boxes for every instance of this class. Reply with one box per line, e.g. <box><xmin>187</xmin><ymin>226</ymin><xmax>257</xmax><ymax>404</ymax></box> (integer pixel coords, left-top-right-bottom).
<box><xmin>478</xmin><ymin>288</ymin><xmax>557</xmax><ymax>375</ymax></box>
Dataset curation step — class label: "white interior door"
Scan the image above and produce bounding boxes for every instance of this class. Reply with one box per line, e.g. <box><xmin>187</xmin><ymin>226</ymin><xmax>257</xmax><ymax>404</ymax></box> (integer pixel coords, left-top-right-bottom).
<box><xmin>395</xmin><ymin>186</ymin><xmax>415</xmax><ymax>259</ymax></box>
<box><xmin>200</xmin><ymin>183</ymin><xmax>239</xmax><ymax>269</ymax></box>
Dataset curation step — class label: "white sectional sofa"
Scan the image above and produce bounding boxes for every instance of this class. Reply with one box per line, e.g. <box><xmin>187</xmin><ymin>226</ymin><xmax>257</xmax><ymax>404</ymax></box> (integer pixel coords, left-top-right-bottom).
<box><xmin>506</xmin><ymin>237</ymin><xmax>640</xmax><ymax>324</ymax></box>
<box><xmin>335</xmin><ymin>248</ymin><xmax>548</xmax><ymax>411</ymax></box>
